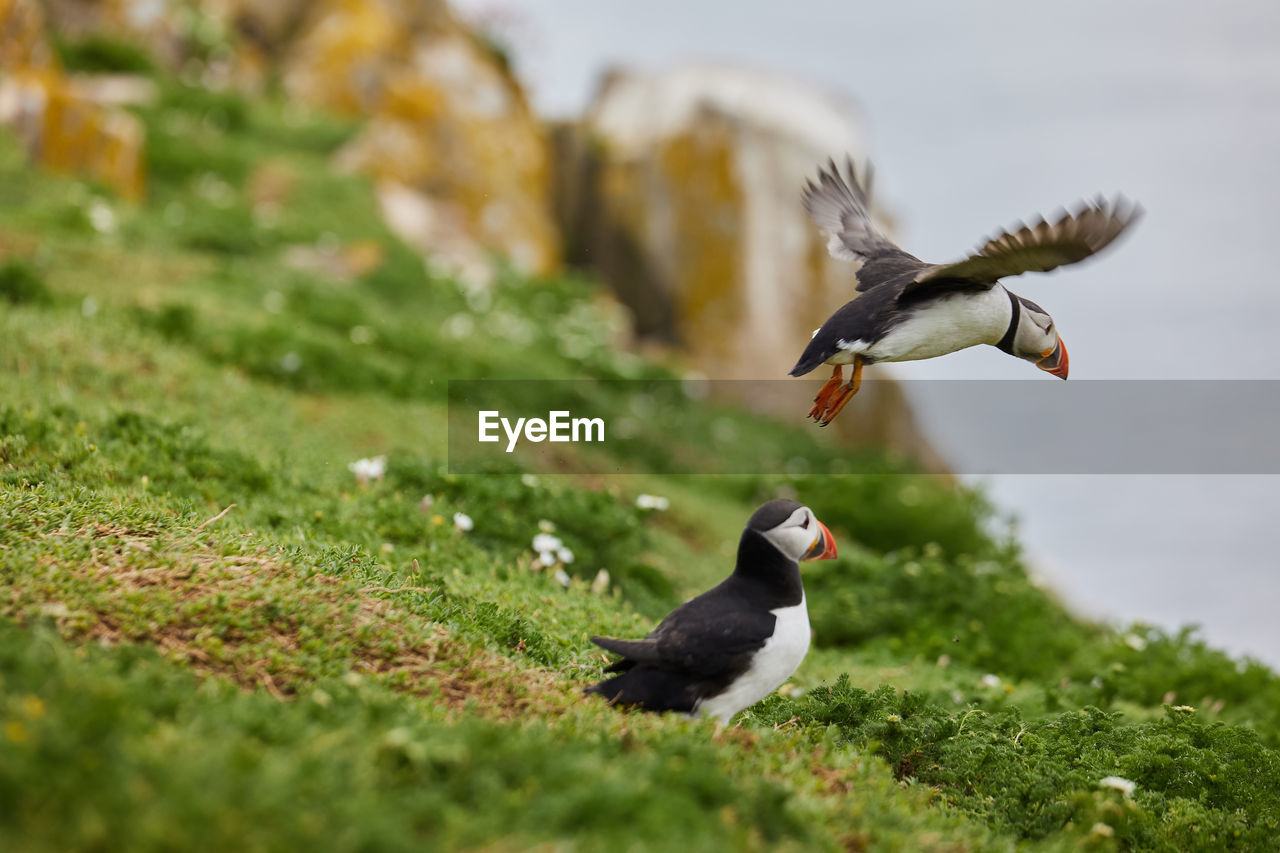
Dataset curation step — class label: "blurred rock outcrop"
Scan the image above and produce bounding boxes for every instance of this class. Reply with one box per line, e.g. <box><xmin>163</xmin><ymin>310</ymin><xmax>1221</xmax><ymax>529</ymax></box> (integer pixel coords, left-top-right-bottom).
<box><xmin>554</xmin><ymin>65</ymin><xmax>939</xmax><ymax>465</ymax></box>
<box><xmin>556</xmin><ymin>65</ymin><xmax>879</xmax><ymax>376</ymax></box>
<box><xmin>0</xmin><ymin>0</ymin><xmax>146</xmax><ymax>199</ymax></box>
<box><xmin>19</xmin><ymin>0</ymin><xmax>559</xmax><ymax>284</ymax></box>
<box><xmin>284</xmin><ymin>0</ymin><xmax>559</xmax><ymax>285</ymax></box>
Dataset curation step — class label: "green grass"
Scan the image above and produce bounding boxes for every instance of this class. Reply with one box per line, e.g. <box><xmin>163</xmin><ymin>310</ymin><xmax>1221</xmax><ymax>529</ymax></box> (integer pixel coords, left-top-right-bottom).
<box><xmin>1</xmin><ymin>76</ymin><xmax>1278</xmax><ymax>851</ymax></box>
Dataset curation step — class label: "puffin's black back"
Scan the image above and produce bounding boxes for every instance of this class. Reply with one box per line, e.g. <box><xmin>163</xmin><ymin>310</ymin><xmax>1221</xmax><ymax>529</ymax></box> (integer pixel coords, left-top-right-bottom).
<box><xmin>585</xmin><ymin>499</ymin><xmax>807</xmax><ymax>712</ymax></box>
<box><xmin>789</xmin><ymin>258</ymin><xmax>988</xmax><ymax>377</ymax></box>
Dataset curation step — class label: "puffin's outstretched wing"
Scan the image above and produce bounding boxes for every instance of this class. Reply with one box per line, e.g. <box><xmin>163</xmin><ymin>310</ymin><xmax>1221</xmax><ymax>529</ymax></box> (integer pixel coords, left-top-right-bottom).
<box><xmin>913</xmin><ymin>196</ymin><xmax>1142</xmax><ymax>288</ymax></box>
<box><xmin>803</xmin><ymin>157</ymin><xmax>913</xmax><ymax>286</ymax></box>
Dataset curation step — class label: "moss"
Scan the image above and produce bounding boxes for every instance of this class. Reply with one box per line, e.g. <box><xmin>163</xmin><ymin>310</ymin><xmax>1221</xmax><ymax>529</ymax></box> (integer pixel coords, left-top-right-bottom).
<box><xmin>52</xmin><ymin>33</ymin><xmax>157</xmax><ymax>74</ymax></box>
<box><xmin>756</xmin><ymin>680</ymin><xmax>1280</xmax><ymax>849</ymax></box>
<box><xmin>0</xmin><ymin>260</ymin><xmax>52</xmax><ymax>306</ymax></box>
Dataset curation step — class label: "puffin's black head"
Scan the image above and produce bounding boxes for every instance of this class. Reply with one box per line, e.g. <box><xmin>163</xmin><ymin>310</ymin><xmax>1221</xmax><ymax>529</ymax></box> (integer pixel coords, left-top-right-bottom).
<box><xmin>1010</xmin><ymin>295</ymin><xmax>1069</xmax><ymax>379</ymax></box>
<box><xmin>744</xmin><ymin>499</ymin><xmax>838</xmax><ymax>564</ymax></box>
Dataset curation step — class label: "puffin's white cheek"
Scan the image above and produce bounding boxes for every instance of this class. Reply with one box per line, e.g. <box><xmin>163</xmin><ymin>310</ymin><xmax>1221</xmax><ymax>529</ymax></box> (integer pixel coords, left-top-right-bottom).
<box><xmin>762</xmin><ymin>526</ymin><xmax>809</xmax><ymax>560</ymax></box>
<box><xmin>785</xmin><ymin>528</ymin><xmax>813</xmax><ymax>560</ymax></box>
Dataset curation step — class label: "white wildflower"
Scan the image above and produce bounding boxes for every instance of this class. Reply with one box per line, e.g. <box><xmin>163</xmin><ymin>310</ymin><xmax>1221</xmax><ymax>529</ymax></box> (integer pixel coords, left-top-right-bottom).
<box><xmin>418</xmin><ymin>494</ymin><xmax>434</xmax><ymax>511</ymax></box>
<box><xmin>979</xmin><ymin>674</ymin><xmax>1002</xmax><ymax>688</ymax></box>
<box><xmin>348</xmin><ymin>455</ymin><xmax>387</xmax><ymax>485</ymax></box>
<box><xmin>532</xmin><ymin>533</ymin><xmax>562</xmax><ymax>554</ymax></box>
<box><xmin>1171</xmin><ymin>704</ymin><xmax>1196</xmax><ymax>714</ymax></box>
<box><xmin>444</xmin><ymin>313</ymin><xmax>475</xmax><ymax>339</ymax></box>
<box><xmin>279</xmin><ymin>351</ymin><xmax>302</xmax><ymax>373</ymax></box>
<box><xmin>197</xmin><ymin>172</ymin><xmax>234</xmax><ymax>206</ymax></box>
<box><xmin>537</xmin><ymin>550</ymin><xmax>557</xmax><ymax>568</ymax></box>
<box><xmin>635</xmin><ymin>494</ymin><xmax>670</xmax><ymax>511</ymax></box>
<box><xmin>1098</xmin><ymin>776</ymin><xmax>1136</xmax><ymax>798</ymax></box>
<box><xmin>1123</xmin><ymin>633</ymin><xmax>1147</xmax><ymax>651</ymax></box>
<box><xmin>452</xmin><ymin>512</ymin><xmax>474</xmax><ymax>533</ymax></box>
<box><xmin>1090</xmin><ymin>823</ymin><xmax>1115</xmax><ymax>839</ymax></box>
<box><xmin>537</xmin><ymin>519</ymin><xmax>556</xmax><ymax>532</ymax></box>
<box><xmin>81</xmin><ymin>296</ymin><xmax>99</xmax><ymax>318</ymax></box>
<box><xmin>556</xmin><ymin>546</ymin><xmax>575</xmax><ymax>564</ymax></box>
<box><xmin>521</xmin><ymin>473</ymin><xmax>539</xmax><ymax>488</ymax></box>
<box><xmin>87</xmin><ymin>198</ymin><xmax>117</xmax><ymax>234</ymax></box>
<box><xmin>553</xmin><ymin>568</ymin><xmax>571</xmax><ymax>588</ymax></box>
<box><xmin>590</xmin><ymin>569</ymin><xmax>610</xmax><ymax>595</ymax></box>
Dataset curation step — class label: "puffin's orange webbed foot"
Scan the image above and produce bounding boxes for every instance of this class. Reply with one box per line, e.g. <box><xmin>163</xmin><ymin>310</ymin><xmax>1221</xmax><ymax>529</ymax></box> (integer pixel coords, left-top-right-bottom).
<box><xmin>808</xmin><ymin>365</ymin><xmax>845</xmax><ymax>421</ymax></box>
<box><xmin>814</xmin><ymin>358</ymin><xmax>863</xmax><ymax>427</ymax></box>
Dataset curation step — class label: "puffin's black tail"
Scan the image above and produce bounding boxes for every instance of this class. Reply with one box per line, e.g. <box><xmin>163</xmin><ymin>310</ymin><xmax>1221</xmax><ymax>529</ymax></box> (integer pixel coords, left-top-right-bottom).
<box><xmin>788</xmin><ymin>338</ymin><xmax>831</xmax><ymax>378</ymax></box>
<box><xmin>584</xmin><ymin>667</ymin><xmax>700</xmax><ymax>714</ymax></box>
<box><xmin>586</xmin><ymin>635</ymin><xmax>702</xmax><ymax>713</ymax></box>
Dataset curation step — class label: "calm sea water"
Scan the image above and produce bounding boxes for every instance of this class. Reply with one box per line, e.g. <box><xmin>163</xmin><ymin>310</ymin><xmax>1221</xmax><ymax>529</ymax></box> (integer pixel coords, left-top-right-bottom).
<box><xmin>456</xmin><ymin>0</ymin><xmax>1280</xmax><ymax>665</ymax></box>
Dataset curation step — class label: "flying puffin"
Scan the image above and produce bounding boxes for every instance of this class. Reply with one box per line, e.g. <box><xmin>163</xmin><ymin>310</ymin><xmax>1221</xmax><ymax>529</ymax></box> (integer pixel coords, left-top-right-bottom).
<box><xmin>585</xmin><ymin>499</ymin><xmax>837</xmax><ymax>722</ymax></box>
<box><xmin>791</xmin><ymin>158</ymin><xmax>1142</xmax><ymax>425</ymax></box>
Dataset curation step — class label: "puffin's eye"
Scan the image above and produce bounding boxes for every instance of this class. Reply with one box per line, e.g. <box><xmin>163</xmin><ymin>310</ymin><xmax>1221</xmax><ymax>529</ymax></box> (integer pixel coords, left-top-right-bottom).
<box><xmin>800</xmin><ymin>516</ymin><xmax>810</xmax><ymax>530</ymax></box>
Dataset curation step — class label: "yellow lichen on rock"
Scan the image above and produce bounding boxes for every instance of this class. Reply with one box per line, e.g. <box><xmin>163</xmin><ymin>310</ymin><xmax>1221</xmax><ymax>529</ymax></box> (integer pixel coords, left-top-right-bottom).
<box><xmin>286</xmin><ymin>0</ymin><xmax>559</xmax><ymax>282</ymax></box>
<box><xmin>659</xmin><ymin>118</ymin><xmax>744</xmax><ymax>371</ymax></box>
<box><xmin>0</xmin><ymin>0</ymin><xmax>55</xmax><ymax>70</ymax></box>
<box><xmin>281</xmin><ymin>0</ymin><xmax>411</xmax><ymax>115</ymax></box>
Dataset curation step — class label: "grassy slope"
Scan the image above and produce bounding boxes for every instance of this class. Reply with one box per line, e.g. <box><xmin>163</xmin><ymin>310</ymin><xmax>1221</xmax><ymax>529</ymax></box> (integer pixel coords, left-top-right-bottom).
<box><xmin>1</xmin><ymin>77</ymin><xmax>1279</xmax><ymax>851</ymax></box>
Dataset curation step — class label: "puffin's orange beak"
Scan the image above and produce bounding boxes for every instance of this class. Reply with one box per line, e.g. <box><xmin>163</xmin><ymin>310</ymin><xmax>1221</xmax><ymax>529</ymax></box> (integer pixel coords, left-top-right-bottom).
<box><xmin>803</xmin><ymin>520</ymin><xmax>838</xmax><ymax>562</ymax></box>
<box><xmin>1037</xmin><ymin>338</ymin><xmax>1069</xmax><ymax>379</ymax></box>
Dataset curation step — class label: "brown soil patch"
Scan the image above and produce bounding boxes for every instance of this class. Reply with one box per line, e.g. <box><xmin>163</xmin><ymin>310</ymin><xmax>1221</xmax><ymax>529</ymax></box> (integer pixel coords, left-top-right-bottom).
<box><xmin>10</xmin><ymin>518</ymin><xmax>570</xmax><ymax>719</ymax></box>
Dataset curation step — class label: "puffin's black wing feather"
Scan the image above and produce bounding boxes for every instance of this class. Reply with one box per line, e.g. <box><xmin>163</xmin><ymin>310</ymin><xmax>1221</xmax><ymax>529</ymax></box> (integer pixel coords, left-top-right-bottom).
<box><xmin>585</xmin><ymin>592</ymin><xmax>776</xmax><ymax>711</ymax></box>
<box><xmin>913</xmin><ymin>195</ymin><xmax>1142</xmax><ymax>288</ymax></box>
<box><xmin>803</xmin><ymin>157</ymin><xmax>916</xmax><ymax>289</ymax></box>
<box><xmin>590</xmin><ymin>636</ymin><xmax>661</xmax><ymax>667</ymax></box>
<box><xmin>590</xmin><ymin>580</ymin><xmax>777</xmax><ymax>679</ymax></box>
<box><xmin>643</xmin><ymin>586</ymin><xmax>777</xmax><ymax>678</ymax></box>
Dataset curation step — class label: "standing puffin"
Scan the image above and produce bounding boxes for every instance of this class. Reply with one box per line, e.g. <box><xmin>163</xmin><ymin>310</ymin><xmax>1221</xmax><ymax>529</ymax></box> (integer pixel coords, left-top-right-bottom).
<box><xmin>585</xmin><ymin>499</ymin><xmax>837</xmax><ymax>722</ymax></box>
<box><xmin>792</xmin><ymin>158</ymin><xmax>1142</xmax><ymax>425</ymax></box>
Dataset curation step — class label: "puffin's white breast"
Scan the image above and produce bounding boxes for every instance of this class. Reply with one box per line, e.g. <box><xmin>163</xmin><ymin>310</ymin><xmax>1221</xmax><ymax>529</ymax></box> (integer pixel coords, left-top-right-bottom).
<box><xmin>854</xmin><ymin>286</ymin><xmax>1013</xmax><ymax>363</ymax></box>
<box><xmin>695</xmin><ymin>597</ymin><xmax>810</xmax><ymax>722</ymax></box>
